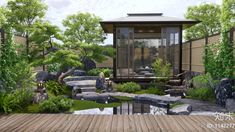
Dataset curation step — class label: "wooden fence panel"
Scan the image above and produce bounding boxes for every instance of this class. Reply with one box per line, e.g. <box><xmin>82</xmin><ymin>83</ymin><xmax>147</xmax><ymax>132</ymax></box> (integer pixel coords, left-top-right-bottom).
<box><xmin>208</xmin><ymin>34</ymin><xmax>220</xmax><ymax>45</ymax></box>
<box><xmin>14</xmin><ymin>36</ymin><xmax>26</xmax><ymax>45</ymax></box>
<box><xmin>182</xmin><ymin>42</ymin><xmax>190</xmax><ymax>71</ymax></box>
<box><xmin>182</xmin><ymin>28</ymin><xmax>234</xmax><ymax>73</ymax></box>
<box><xmin>191</xmin><ymin>39</ymin><xmax>205</xmax><ymax>72</ymax></box>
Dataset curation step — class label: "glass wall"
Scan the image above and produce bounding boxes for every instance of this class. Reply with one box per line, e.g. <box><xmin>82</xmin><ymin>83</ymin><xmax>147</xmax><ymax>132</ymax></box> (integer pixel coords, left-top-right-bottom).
<box><xmin>116</xmin><ymin>28</ymin><xmax>134</xmax><ymax>78</ymax></box>
<box><xmin>116</xmin><ymin>26</ymin><xmax>180</xmax><ymax>78</ymax></box>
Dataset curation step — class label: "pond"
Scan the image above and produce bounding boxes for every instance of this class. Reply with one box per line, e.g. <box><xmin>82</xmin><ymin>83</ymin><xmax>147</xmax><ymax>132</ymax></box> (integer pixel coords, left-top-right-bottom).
<box><xmin>74</xmin><ymin>100</ymin><xmax>169</xmax><ymax>115</ymax></box>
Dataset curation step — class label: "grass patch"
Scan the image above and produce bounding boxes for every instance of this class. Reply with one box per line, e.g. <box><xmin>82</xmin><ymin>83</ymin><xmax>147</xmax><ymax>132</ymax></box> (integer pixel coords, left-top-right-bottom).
<box><xmin>14</xmin><ymin>104</ymin><xmax>40</xmax><ymax>113</ymax></box>
<box><xmin>112</xmin><ymin>96</ymin><xmax>133</xmax><ymax>101</ymax></box>
<box><xmin>186</xmin><ymin>88</ymin><xmax>215</xmax><ymax>102</ymax></box>
<box><xmin>16</xmin><ymin>99</ymin><xmax>122</xmax><ymax>113</ymax></box>
<box><xmin>96</xmin><ymin>89</ymin><xmax>102</xmax><ymax>93</ymax></box>
<box><xmin>134</xmin><ymin>87</ymin><xmax>165</xmax><ymax>95</ymax></box>
<box><xmin>170</xmin><ymin>102</ymin><xmax>184</xmax><ymax>109</ymax></box>
<box><xmin>69</xmin><ymin>100</ymin><xmax>121</xmax><ymax>112</ymax></box>
<box><xmin>25</xmin><ymin>104</ymin><xmax>40</xmax><ymax>113</ymax></box>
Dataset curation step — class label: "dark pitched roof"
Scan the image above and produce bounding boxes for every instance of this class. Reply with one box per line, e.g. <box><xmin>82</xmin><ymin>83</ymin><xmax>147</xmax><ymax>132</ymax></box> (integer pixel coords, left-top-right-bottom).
<box><xmin>100</xmin><ymin>13</ymin><xmax>200</xmax><ymax>33</ymax></box>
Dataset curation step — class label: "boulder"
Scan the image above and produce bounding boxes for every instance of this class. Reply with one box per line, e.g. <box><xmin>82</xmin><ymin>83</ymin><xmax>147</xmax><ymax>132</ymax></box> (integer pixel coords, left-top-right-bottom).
<box><xmin>82</xmin><ymin>58</ymin><xmax>96</xmax><ymax>71</ymax></box>
<box><xmin>225</xmin><ymin>99</ymin><xmax>235</xmax><ymax>112</ymax></box>
<box><xmin>64</xmin><ymin>76</ymin><xmax>98</xmax><ymax>82</ymax></box>
<box><xmin>73</xmin><ymin>70</ymin><xmax>86</xmax><ymax>76</ymax></box>
<box><xmin>36</xmin><ymin>71</ymin><xmax>49</xmax><ymax>82</ymax></box>
<box><xmin>169</xmin><ymin>104</ymin><xmax>192</xmax><ymax>115</ymax></box>
<box><xmin>215</xmin><ymin>78</ymin><xmax>234</xmax><ymax>107</ymax></box>
<box><xmin>233</xmin><ymin>92</ymin><xmax>235</xmax><ymax>99</ymax></box>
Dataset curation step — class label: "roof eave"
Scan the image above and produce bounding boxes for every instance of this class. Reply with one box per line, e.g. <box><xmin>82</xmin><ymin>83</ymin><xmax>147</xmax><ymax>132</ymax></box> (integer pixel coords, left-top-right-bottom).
<box><xmin>100</xmin><ymin>21</ymin><xmax>200</xmax><ymax>33</ymax></box>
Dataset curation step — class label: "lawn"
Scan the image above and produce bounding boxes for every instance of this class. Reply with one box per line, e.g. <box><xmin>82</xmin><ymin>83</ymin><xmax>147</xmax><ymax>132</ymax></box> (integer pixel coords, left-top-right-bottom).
<box><xmin>23</xmin><ymin>99</ymin><xmax>122</xmax><ymax>113</ymax></box>
<box><xmin>69</xmin><ymin>100</ymin><xmax>121</xmax><ymax>112</ymax></box>
<box><xmin>134</xmin><ymin>87</ymin><xmax>165</xmax><ymax>95</ymax></box>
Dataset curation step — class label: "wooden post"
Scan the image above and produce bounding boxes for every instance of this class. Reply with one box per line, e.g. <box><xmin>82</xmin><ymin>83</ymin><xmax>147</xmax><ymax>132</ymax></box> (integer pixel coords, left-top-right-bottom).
<box><xmin>179</xmin><ymin>26</ymin><xmax>183</xmax><ymax>74</ymax></box>
<box><xmin>0</xmin><ymin>28</ymin><xmax>5</xmax><ymax>45</ymax></box>
<box><xmin>204</xmin><ymin>36</ymin><xmax>208</xmax><ymax>73</ymax></box>
<box><xmin>230</xmin><ymin>27</ymin><xmax>234</xmax><ymax>45</ymax></box>
<box><xmin>189</xmin><ymin>41</ymin><xmax>192</xmax><ymax>71</ymax></box>
<box><xmin>42</xmin><ymin>48</ymin><xmax>45</xmax><ymax>71</ymax></box>
<box><xmin>113</xmin><ymin>25</ymin><xmax>117</xmax><ymax>78</ymax></box>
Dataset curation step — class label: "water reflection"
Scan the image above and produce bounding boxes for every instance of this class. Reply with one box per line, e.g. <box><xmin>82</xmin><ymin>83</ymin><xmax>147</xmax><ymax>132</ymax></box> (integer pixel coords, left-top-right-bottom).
<box><xmin>74</xmin><ymin>101</ymin><xmax>167</xmax><ymax>115</ymax></box>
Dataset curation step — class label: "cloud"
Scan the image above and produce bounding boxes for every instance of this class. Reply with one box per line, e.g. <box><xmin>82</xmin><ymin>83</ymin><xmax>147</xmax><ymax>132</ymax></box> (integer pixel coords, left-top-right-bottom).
<box><xmin>0</xmin><ymin>0</ymin><xmax>222</xmax><ymax>44</ymax></box>
<box><xmin>46</xmin><ymin>0</ymin><xmax>71</xmax><ymax>9</ymax></box>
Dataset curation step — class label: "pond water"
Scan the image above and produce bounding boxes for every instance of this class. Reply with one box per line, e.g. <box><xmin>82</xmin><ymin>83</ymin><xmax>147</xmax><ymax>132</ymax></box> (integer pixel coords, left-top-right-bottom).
<box><xmin>74</xmin><ymin>101</ymin><xmax>168</xmax><ymax>115</ymax></box>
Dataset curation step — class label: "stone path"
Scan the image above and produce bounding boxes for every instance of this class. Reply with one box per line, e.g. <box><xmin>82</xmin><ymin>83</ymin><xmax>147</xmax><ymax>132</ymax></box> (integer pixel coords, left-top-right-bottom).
<box><xmin>75</xmin><ymin>92</ymin><xmax>180</xmax><ymax>104</ymax></box>
<box><xmin>179</xmin><ymin>98</ymin><xmax>227</xmax><ymax>112</ymax></box>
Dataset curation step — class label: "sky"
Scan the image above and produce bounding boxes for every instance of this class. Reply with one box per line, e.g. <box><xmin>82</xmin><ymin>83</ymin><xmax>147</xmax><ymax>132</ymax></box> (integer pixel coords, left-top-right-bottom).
<box><xmin>0</xmin><ymin>0</ymin><xmax>222</xmax><ymax>44</ymax></box>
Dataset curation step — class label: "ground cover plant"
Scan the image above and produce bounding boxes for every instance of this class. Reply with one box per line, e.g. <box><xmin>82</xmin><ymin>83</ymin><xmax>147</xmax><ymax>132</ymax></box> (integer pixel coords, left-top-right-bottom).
<box><xmin>186</xmin><ymin>87</ymin><xmax>215</xmax><ymax>101</ymax></box>
<box><xmin>134</xmin><ymin>87</ymin><xmax>165</xmax><ymax>95</ymax></box>
<box><xmin>87</xmin><ymin>68</ymin><xmax>111</xmax><ymax>77</ymax></box>
<box><xmin>39</xmin><ymin>96</ymin><xmax>73</xmax><ymax>113</ymax></box>
<box><xmin>116</xmin><ymin>82</ymin><xmax>141</xmax><ymax>93</ymax></box>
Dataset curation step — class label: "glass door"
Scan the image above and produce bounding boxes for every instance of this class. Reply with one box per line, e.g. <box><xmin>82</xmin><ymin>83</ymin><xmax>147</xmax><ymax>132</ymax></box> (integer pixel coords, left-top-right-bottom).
<box><xmin>116</xmin><ymin>27</ymin><xmax>134</xmax><ymax>78</ymax></box>
<box><xmin>161</xmin><ymin>27</ymin><xmax>180</xmax><ymax>75</ymax></box>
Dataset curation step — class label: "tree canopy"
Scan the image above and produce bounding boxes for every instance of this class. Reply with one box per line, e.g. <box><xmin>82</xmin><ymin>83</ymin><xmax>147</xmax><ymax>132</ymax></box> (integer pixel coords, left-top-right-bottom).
<box><xmin>204</xmin><ymin>0</ymin><xmax>235</xmax><ymax>78</ymax></box>
<box><xmin>6</xmin><ymin>0</ymin><xmax>47</xmax><ymax>34</ymax></box>
<box><xmin>0</xmin><ymin>7</ymin><xmax>7</xmax><ymax>26</ymax></box>
<box><xmin>63</xmin><ymin>12</ymin><xmax>106</xmax><ymax>44</ymax></box>
<box><xmin>29</xmin><ymin>20</ymin><xmax>63</xmax><ymax>61</ymax></box>
<box><xmin>6</xmin><ymin>0</ymin><xmax>48</xmax><ymax>60</ymax></box>
<box><xmin>184</xmin><ymin>3</ymin><xmax>221</xmax><ymax>40</ymax></box>
<box><xmin>62</xmin><ymin>12</ymin><xmax>114</xmax><ymax>64</ymax></box>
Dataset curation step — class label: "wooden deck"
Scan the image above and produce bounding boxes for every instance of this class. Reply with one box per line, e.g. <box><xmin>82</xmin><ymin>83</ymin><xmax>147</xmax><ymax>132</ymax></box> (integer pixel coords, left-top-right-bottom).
<box><xmin>0</xmin><ymin>114</ymin><xmax>235</xmax><ymax>132</ymax></box>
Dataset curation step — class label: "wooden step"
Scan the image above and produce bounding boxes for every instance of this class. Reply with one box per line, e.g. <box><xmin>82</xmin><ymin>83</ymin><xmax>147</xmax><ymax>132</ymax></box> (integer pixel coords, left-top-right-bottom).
<box><xmin>165</xmin><ymin>89</ymin><xmax>187</xmax><ymax>97</ymax></box>
<box><xmin>167</xmin><ymin>79</ymin><xmax>181</xmax><ymax>86</ymax></box>
<box><xmin>80</xmin><ymin>87</ymin><xmax>96</xmax><ymax>92</ymax></box>
<box><xmin>165</xmin><ymin>85</ymin><xmax>185</xmax><ymax>89</ymax></box>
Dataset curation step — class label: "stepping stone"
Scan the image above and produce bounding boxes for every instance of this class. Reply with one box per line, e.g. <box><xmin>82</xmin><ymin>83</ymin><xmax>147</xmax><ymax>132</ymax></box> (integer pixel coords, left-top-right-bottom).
<box><xmin>73</xmin><ymin>86</ymin><xmax>96</xmax><ymax>92</ymax></box>
<box><xmin>167</xmin><ymin>79</ymin><xmax>181</xmax><ymax>86</ymax></box>
<box><xmin>134</xmin><ymin>94</ymin><xmax>180</xmax><ymax>103</ymax></box>
<box><xmin>169</xmin><ymin>104</ymin><xmax>192</xmax><ymax>115</ymax></box>
<box><xmin>165</xmin><ymin>89</ymin><xmax>187</xmax><ymax>97</ymax></box>
<box><xmin>66</xmin><ymin>80</ymin><xmax>96</xmax><ymax>87</ymax></box>
<box><xmin>165</xmin><ymin>85</ymin><xmax>186</xmax><ymax>89</ymax></box>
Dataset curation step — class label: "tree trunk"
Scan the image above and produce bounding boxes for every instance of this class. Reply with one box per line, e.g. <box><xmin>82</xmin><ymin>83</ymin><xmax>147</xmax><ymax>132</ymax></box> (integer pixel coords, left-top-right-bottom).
<box><xmin>42</xmin><ymin>47</ymin><xmax>45</xmax><ymax>71</ymax></box>
<box><xmin>58</xmin><ymin>67</ymin><xmax>76</xmax><ymax>84</ymax></box>
<box><xmin>26</xmin><ymin>33</ymin><xmax>30</xmax><ymax>61</ymax></box>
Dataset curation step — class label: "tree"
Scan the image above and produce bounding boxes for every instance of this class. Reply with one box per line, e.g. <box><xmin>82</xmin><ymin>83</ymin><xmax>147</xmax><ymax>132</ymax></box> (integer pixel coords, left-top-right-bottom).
<box><xmin>0</xmin><ymin>7</ymin><xmax>6</xmax><ymax>26</ymax></box>
<box><xmin>63</xmin><ymin>12</ymin><xmax>106</xmax><ymax>44</ymax></box>
<box><xmin>204</xmin><ymin>0</ymin><xmax>235</xmax><ymax>78</ymax></box>
<box><xmin>6</xmin><ymin>0</ymin><xmax>47</xmax><ymax>61</ymax></box>
<box><xmin>0</xmin><ymin>26</ymin><xmax>18</xmax><ymax>91</ymax></box>
<box><xmin>62</xmin><ymin>12</ymin><xmax>114</xmax><ymax>70</ymax></box>
<box><xmin>30</xmin><ymin>20</ymin><xmax>62</xmax><ymax>65</ymax></box>
<box><xmin>216</xmin><ymin>0</ymin><xmax>235</xmax><ymax>78</ymax></box>
<box><xmin>39</xmin><ymin>49</ymin><xmax>83</xmax><ymax>84</ymax></box>
<box><xmin>184</xmin><ymin>3</ymin><xmax>221</xmax><ymax>40</ymax></box>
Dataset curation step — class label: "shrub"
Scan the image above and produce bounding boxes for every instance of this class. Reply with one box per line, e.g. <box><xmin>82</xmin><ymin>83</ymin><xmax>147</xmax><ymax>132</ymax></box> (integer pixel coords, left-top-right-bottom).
<box><xmin>87</xmin><ymin>68</ymin><xmax>111</xmax><ymax>77</ymax></box>
<box><xmin>0</xmin><ymin>93</ymin><xmax>4</xmax><ymax>112</ymax></box>
<box><xmin>152</xmin><ymin>58</ymin><xmax>172</xmax><ymax>77</ymax></box>
<box><xmin>47</xmin><ymin>63</ymin><xmax>60</xmax><ymax>73</ymax></box>
<box><xmin>45</xmin><ymin>81</ymin><xmax>68</xmax><ymax>96</ymax></box>
<box><xmin>145</xmin><ymin>87</ymin><xmax>165</xmax><ymax>95</ymax></box>
<box><xmin>39</xmin><ymin>96</ymin><xmax>73</xmax><ymax>113</ymax></box>
<box><xmin>2</xmin><ymin>88</ymin><xmax>33</xmax><ymax>113</ymax></box>
<box><xmin>191</xmin><ymin>73</ymin><xmax>219</xmax><ymax>88</ymax></box>
<box><xmin>187</xmin><ymin>87</ymin><xmax>215</xmax><ymax>101</ymax></box>
<box><xmin>116</xmin><ymin>82</ymin><xmax>141</xmax><ymax>93</ymax></box>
